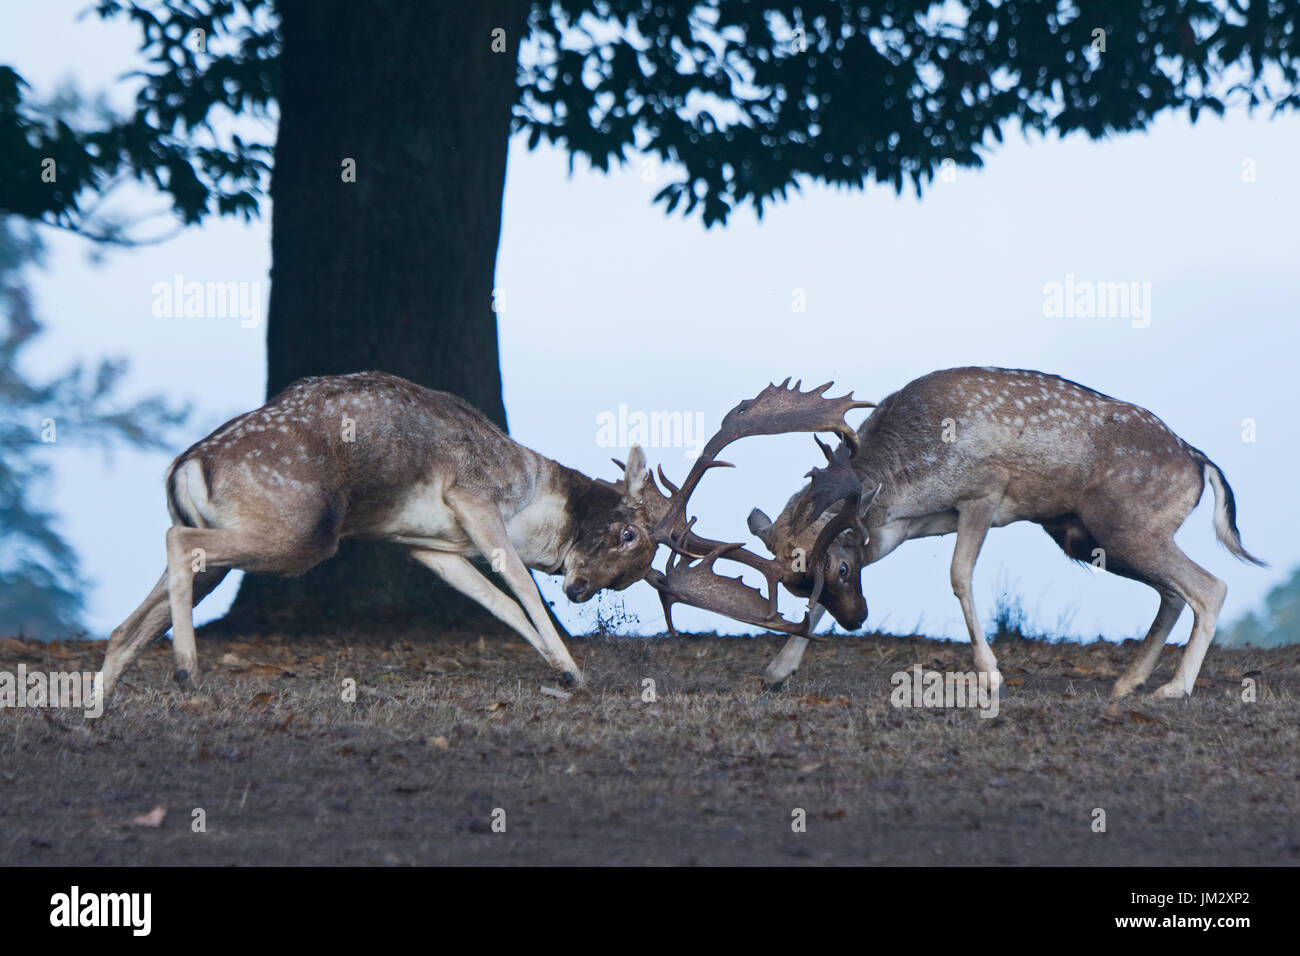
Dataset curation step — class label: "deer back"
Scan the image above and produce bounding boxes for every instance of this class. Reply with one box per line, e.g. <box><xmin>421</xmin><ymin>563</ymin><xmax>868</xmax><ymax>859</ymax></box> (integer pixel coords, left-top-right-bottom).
<box><xmin>168</xmin><ymin>371</ymin><xmax>543</xmax><ymax>536</ymax></box>
<box><xmin>854</xmin><ymin>367</ymin><xmax>1203</xmax><ymax>529</ymax></box>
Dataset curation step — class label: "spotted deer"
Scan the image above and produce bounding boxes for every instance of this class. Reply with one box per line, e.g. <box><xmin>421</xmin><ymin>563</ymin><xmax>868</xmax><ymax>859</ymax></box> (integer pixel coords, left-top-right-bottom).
<box><xmin>98</xmin><ymin>371</ymin><xmax>670</xmax><ymax>697</ymax></box>
<box><xmin>746</xmin><ymin>367</ymin><xmax>1264</xmax><ymax>701</ymax></box>
<box><xmin>100</xmin><ymin>372</ymin><xmax>869</xmax><ymax>700</ymax></box>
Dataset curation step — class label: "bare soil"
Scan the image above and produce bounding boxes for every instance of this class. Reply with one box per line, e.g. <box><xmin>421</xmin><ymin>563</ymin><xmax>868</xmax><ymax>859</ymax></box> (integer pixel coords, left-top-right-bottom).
<box><xmin>1</xmin><ymin>630</ymin><xmax>1296</xmax><ymax>865</ymax></box>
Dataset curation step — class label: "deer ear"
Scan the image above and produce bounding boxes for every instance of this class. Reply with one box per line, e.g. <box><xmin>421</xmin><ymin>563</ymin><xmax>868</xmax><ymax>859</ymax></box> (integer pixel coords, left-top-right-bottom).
<box><xmin>622</xmin><ymin>445</ymin><xmax>647</xmax><ymax>504</ymax></box>
<box><xmin>747</xmin><ymin>508</ymin><xmax>774</xmax><ymax>547</ymax></box>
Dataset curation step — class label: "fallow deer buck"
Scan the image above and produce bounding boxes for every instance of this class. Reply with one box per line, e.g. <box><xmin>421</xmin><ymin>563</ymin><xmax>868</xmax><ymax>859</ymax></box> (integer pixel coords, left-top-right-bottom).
<box><xmin>747</xmin><ymin>367</ymin><xmax>1265</xmax><ymax>701</ymax></box>
<box><xmin>99</xmin><ymin>372</ymin><xmax>868</xmax><ymax>700</ymax></box>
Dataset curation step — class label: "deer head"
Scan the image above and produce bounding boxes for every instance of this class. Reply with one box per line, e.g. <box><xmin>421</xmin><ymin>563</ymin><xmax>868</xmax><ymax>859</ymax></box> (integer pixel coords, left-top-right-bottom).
<box><xmin>642</xmin><ymin>380</ymin><xmax>875</xmax><ymax>637</ymax></box>
<box><xmin>747</xmin><ymin>443</ymin><xmax>882</xmax><ymax>631</ymax></box>
<box><xmin>560</xmin><ymin>445</ymin><xmax>666</xmax><ymax>603</ymax></box>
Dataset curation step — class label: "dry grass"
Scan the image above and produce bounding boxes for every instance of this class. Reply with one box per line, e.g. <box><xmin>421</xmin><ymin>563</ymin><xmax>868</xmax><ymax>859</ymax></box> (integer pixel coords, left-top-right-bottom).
<box><xmin>0</xmin><ymin>630</ymin><xmax>1296</xmax><ymax>865</ymax></box>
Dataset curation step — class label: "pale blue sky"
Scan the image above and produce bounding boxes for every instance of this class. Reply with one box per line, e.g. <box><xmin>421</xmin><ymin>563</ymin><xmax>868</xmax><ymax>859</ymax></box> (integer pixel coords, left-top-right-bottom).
<box><xmin>5</xmin><ymin>2</ymin><xmax>1298</xmax><ymax>644</ymax></box>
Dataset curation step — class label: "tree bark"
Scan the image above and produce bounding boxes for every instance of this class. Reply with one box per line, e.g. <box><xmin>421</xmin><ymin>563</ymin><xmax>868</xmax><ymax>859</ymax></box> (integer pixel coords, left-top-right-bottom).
<box><xmin>214</xmin><ymin>0</ymin><xmax>534</xmax><ymax>637</ymax></box>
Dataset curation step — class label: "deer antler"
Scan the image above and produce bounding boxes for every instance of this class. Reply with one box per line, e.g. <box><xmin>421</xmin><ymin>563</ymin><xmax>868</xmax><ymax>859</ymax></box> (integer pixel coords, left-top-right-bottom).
<box><xmin>645</xmin><ymin>379</ymin><xmax>873</xmax><ymax>636</ymax></box>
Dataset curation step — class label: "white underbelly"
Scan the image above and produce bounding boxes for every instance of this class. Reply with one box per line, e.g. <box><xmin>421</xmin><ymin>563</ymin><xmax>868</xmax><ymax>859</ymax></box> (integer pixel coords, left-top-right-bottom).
<box><xmin>373</xmin><ymin>486</ymin><xmax>470</xmax><ymax>551</ymax></box>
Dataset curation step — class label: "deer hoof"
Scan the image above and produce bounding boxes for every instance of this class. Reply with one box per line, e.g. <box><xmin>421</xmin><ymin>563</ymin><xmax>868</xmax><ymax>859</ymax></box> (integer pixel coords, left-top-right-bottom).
<box><xmin>559</xmin><ymin>670</ymin><xmax>581</xmax><ymax>688</ymax></box>
<box><xmin>1147</xmin><ymin>681</ymin><xmax>1190</xmax><ymax>701</ymax></box>
<box><xmin>174</xmin><ymin>668</ymin><xmax>190</xmax><ymax>684</ymax></box>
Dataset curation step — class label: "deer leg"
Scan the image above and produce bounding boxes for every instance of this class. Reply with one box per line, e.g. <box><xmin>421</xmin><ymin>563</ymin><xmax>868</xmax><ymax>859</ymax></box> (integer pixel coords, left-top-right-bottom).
<box><xmin>950</xmin><ymin>499</ymin><xmax>1002</xmax><ymax>694</ymax></box>
<box><xmin>408</xmin><ymin>549</ymin><xmax>573</xmax><ymax>675</ymax></box>
<box><xmin>762</xmin><ymin>519</ymin><xmax>906</xmax><ymax>690</ymax></box>
<box><xmin>99</xmin><ymin>566</ymin><xmax>229</xmax><ymax>699</ymax></box>
<box><xmin>1088</xmin><ymin>530</ymin><xmax>1225</xmax><ymax>701</ymax></box>
<box><xmin>762</xmin><ymin>605</ymin><xmax>824</xmax><ymax>689</ymax></box>
<box><xmin>442</xmin><ymin>490</ymin><xmax>583</xmax><ymax>685</ymax></box>
<box><xmin>1110</xmin><ymin>592</ymin><xmax>1185</xmax><ymax>699</ymax></box>
<box><xmin>164</xmin><ymin>524</ymin><xmax>337</xmax><ymax>686</ymax></box>
<box><xmin>1145</xmin><ymin>551</ymin><xmax>1226</xmax><ymax>700</ymax></box>
<box><xmin>165</xmin><ymin>526</ymin><xmax>204</xmax><ymax>683</ymax></box>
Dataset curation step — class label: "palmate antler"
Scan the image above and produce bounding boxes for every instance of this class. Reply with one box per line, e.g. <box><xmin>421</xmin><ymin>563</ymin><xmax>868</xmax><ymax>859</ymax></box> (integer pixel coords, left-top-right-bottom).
<box><xmin>642</xmin><ymin>379</ymin><xmax>873</xmax><ymax>637</ymax></box>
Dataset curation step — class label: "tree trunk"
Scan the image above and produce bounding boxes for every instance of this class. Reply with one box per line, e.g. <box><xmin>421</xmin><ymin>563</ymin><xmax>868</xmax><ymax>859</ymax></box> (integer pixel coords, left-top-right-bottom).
<box><xmin>214</xmin><ymin>0</ymin><xmax>534</xmax><ymax>637</ymax></box>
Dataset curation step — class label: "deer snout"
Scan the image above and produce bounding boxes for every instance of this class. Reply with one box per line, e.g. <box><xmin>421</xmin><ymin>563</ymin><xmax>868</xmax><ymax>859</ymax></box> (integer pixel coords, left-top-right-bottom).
<box><xmin>838</xmin><ymin>604</ymin><xmax>868</xmax><ymax>630</ymax></box>
<box><xmin>825</xmin><ymin>591</ymin><xmax>868</xmax><ymax>631</ymax></box>
<box><xmin>565</xmin><ymin>577</ymin><xmax>592</xmax><ymax>602</ymax></box>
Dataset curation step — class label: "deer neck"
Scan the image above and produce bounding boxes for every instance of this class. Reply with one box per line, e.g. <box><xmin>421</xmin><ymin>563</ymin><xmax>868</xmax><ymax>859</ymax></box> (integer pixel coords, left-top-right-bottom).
<box><xmin>522</xmin><ymin>460</ymin><xmax>615</xmax><ymax>574</ymax></box>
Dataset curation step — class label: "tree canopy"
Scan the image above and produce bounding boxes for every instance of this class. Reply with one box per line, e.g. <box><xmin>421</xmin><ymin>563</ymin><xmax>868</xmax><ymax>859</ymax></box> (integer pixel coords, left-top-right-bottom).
<box><xmin>4</xmin><ymin>0</ymin><xmax>1298</xmax><ymax>233</ymax></box>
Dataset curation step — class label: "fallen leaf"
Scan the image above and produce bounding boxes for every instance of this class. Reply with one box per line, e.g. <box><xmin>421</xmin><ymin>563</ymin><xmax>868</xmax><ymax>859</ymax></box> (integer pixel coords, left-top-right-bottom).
<box><xmin>220</xmin><ymin>653</ymin><xmax>251</xmax><ymax>671</ymax></box>
<box><xmin>250</xmin><ymin>692</ymin><xmax>275</xmax><ymax>709</ymax></box>
<box><xmin>131</xmin><ymin>806</ymin><xmax>167</xmax><ymax>828</ymax></box>
<box><xmin>429</xmin><ymin>736</ymin><xmax>450</xmax><ymax>750</ymax></box>
<box><xmin>540</xmin><ymin>685</ymin><xmax>572</xmax><ymax>700</ymax></box>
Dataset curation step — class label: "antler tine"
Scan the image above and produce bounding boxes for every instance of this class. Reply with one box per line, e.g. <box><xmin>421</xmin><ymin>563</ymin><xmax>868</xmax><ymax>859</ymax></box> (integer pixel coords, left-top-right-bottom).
<box><xmin>813</xmin><ymin>435</ymin><xmax>834</xmax><ymax>463</ymax></box>
<box><xmin>647</xmin><ymin>555</ymin><xmax>814</xmax><ymax>637</ymax></box>
<box><xmin>715</xmin><ymin>378</ymin><xmax>873</xmax><ymax>451</ymax></box>
<box><xmin>644</xmin><ymin>377</ymin><xmax>874</xmax><ymax>639</ymax></box>
<box><xmin>611</xmin><ymin>458</ymin><xmax>626</xmax><ymax>471</ymax></box>
<box><xmin>653</xmin><ymin>377</ymin><xmax>871</xmax><ymax>541</ymax></box>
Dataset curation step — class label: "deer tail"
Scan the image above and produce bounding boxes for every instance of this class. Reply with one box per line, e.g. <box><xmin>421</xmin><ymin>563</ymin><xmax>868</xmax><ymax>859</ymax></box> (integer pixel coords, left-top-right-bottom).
<box><xmin>1189</xmin><ymin>447</ymin><xmax>1266</xmax><ymax>567</ymax></box>
<box><xmin>166</xmin><ymin>455</ymin><xmax>214</xmax><ymax>529</ymax></box>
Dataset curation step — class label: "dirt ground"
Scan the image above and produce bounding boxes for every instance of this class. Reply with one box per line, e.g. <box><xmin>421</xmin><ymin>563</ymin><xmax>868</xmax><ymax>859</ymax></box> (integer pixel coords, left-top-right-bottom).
<box><xmin>1</xmin><ymin>629</ymin><xmax>1296</xmax><ymax>866</ymax></box>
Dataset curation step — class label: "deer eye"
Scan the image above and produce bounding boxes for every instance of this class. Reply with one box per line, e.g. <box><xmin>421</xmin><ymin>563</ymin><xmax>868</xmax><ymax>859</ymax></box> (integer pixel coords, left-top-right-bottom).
<box><xmin>621</xmin><ymin>527</ymin><xmax>637</xmax><ymax>544</ymax></box>
<box><xmin>838</xmin><ymin>562</ymin><xmax>849</xmax><ymax>581</ymax></box>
